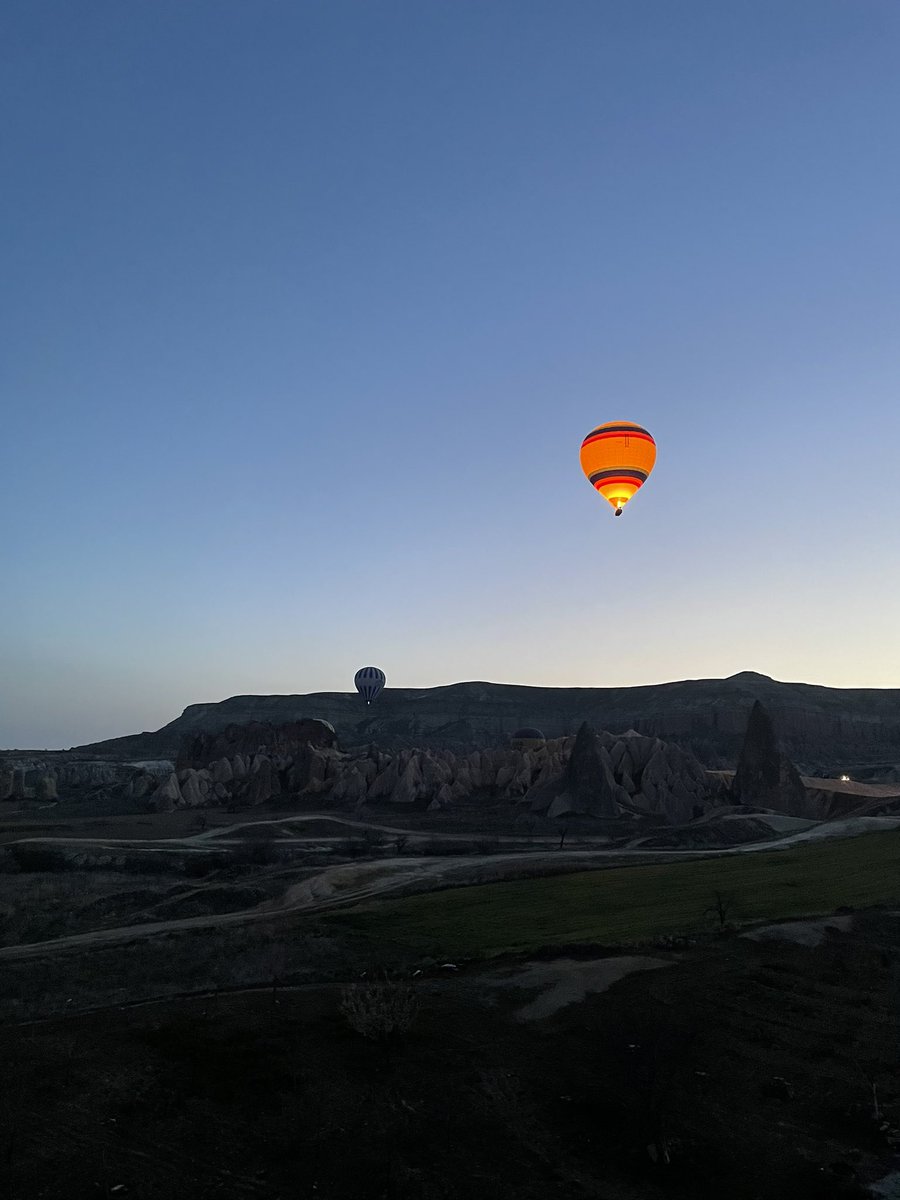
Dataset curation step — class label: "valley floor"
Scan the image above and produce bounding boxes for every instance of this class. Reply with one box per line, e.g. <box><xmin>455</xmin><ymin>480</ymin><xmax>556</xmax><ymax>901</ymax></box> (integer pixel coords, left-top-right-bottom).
<box><xmin>1</xmin><ymin>805</ymin><xmax>900</xmax><ymax>1196</ymax></box>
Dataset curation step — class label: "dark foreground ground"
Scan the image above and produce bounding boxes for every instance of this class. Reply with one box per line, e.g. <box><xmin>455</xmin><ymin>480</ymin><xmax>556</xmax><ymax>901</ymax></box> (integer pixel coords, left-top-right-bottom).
<box><xmin>2</xmin><ymin>911</ymin><xmax>899</xmax><ymax>1200</ymax></box>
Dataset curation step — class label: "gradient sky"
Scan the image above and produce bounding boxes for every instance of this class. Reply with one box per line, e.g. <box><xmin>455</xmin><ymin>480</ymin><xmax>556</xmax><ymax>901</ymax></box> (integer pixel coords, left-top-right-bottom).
<box><xmin>3</xmin><ymin>1</ymin><xmax>900</xmax><ymax>749</ymax></box>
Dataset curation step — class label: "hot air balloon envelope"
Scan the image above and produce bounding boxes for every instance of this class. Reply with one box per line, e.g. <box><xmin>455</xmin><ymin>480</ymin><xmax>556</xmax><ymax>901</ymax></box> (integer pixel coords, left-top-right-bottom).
<box><xmin>511</xmin><ymin>727</ymin><xmax>546</xmax><ymax>749</ymax></box>
<box><xmin>354</xmin><ymin>666</ymin><xmax>385</xmax><ymax>705</ymax></box>
<box><xmin>580</xmin><ymin>420</ymin><xmax>656</xmax><ymax>515</ymax></box>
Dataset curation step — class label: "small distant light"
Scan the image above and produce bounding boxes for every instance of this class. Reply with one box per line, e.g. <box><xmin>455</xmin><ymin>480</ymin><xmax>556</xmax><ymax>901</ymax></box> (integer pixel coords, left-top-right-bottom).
<box><xmin>840</xmin><ymin>774</ymin><xmax>850</xmax><ymax>782</ymax></box>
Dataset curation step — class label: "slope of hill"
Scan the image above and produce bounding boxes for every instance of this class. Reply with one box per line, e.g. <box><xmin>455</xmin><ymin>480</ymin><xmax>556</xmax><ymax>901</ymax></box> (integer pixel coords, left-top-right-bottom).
<box><xmin>72</xmin><ymin>671</ymin><xmax>900</xmax><ymax>773</ymax></box>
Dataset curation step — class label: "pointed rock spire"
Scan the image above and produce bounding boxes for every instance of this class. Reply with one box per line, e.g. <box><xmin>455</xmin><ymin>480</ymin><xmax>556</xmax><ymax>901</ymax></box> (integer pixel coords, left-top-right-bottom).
<box><xmin>732</xmin><ymin>700</ymin><xmax>810</xmax><ymax>816</ymax></box>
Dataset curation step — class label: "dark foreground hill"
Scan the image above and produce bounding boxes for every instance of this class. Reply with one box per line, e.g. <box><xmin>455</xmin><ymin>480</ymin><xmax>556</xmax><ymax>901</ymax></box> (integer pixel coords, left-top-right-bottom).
<box><xmin>4</xmin><ymin>901</ymin><xmax>900</xmax><ymax>1199</ymax></box>
<box><xmin>74</xmin><ymin>671</ymin><xmax>900</xmax><ymax>774</ymax></box>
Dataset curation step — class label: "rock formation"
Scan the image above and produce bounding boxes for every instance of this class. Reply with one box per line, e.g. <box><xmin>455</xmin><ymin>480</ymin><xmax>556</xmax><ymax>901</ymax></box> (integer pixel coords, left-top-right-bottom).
<box><xmin>75</xmin><ymin>722</ymin><xmax>712</xmax><ymax>824</ymax></box>
<box><xmin>147</xmin><ymin>772</ymin><xmax>183</xmax><ymax>812</ymax></box>
<box><xmin>523</xmin><ymin>726</ymin><xmax>711</xmax><ymax>823</ymax></box>
<box><xmin>71</xmin><ymin>672</ymin><xmax>900</xmax><ymax>773</ymax></box>
<box><xmin>731</xmin><ymin>701</ymin><xmax>811</xmax><ymax>817</ymax></box>
<box><xmin>0</xmin><ymin>757</ymin><xmax>173</xmax><ymax>806</ymax></box>
<box><xmin>525</xmin><ymin>723</ymin><xmax>625</xmax><ymax>818</ymax></box>
<box><xmin>16</xmin><ymin>701</ymin><xmax>893</xmax><ymax>825</ymax></box>
<box><xmin>177</xmin><ymin>719</ymin><xmax>337</xmax><ymax>770</ymax></box>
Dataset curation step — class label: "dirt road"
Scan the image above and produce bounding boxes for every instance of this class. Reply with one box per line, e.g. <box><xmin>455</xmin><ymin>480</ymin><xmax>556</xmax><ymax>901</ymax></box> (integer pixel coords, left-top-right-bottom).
<box><xmin>0</xmin><ymin>813</ymin><xmax>897</xmax><ymax>963</ymax></box>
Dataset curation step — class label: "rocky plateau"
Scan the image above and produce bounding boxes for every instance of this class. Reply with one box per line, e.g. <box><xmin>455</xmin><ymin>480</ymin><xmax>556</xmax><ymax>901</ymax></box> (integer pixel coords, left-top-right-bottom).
<box><xmin>66</xmin><ymin>671</ymin><xmax>900</xmax><ymax>777</ymax></box>
<box><xmin>8</xmin><ymin>701</ymin><xmax>898</xmax><ymax>826</ymax></box>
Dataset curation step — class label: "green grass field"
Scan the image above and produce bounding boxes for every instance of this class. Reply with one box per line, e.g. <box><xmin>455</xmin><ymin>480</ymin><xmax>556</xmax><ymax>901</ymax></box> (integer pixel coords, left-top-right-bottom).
<box><xmin>328</xmin><ymin>831</ymin><xmax>900</xmax><ymax>958</ymax></box>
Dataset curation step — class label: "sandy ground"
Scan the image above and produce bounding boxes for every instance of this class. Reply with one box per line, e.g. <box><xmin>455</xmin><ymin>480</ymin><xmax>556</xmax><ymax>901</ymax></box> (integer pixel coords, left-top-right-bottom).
<box><xmin>486</xmin><ymin>955</ymin><xmax>669</xmax><ymax>1020</ymax></box>
<box><xmin>742</xmin><ymin>913</ymin><xmax>854</xmax><ymax>947</ymax></box>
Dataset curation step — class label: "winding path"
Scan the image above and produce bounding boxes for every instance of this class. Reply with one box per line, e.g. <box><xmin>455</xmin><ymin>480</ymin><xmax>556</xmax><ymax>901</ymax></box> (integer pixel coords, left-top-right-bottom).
<box><xmin>0</xmin><ymin>813</ymin><xmax>897</xmax><ymax>963</ymax></box>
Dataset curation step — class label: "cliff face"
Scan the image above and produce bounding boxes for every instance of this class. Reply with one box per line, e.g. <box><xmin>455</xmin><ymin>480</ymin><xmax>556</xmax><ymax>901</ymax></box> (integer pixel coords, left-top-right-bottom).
<box><xmin>69</xmin><ymin>672</ymin><xmax>900</xmax><ymax>773</ymax></box>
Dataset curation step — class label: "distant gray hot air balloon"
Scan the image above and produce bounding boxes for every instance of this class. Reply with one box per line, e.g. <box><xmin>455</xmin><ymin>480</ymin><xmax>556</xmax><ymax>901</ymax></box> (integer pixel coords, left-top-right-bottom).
<box><xmin>354</xmin><ymin>666</ymin><xmax>385</xmax><ymax>705</ymax></box>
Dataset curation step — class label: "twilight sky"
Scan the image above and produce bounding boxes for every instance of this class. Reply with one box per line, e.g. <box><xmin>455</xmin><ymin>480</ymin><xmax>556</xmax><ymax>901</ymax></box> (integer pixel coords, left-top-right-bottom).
<box><xmin>3</xmin><ymin>1</ymin><xmax>900</xmax><ymax>749</ymax></box>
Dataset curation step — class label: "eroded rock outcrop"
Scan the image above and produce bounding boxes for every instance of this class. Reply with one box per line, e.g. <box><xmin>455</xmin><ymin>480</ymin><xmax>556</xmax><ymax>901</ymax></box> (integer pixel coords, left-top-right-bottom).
<box><xmin>526</xmin><ymin>723</ymin><xmax>626</xmax><ymax>819</ymax></box>
<box><xmin>731</xmin><ymin>701</ymin><xmax>812</xmax><ymax>817</ymax></box>
<box><xmin>0</xmin><ymin>757</ymin><xmax>173</xmax><ymax>806</ymax></box>
<box><xmin>522</xmin><ymin>726</ymin><xmax>711</xmax><ymax>823</ymax></box>
<box><xmin>146</xmin><ymin>721</ymin><xmax>716</xmax><ymax>824</ymax></box>
<box><xmin>178</xmin><ymin>719</ymin><xmax>337</xmax><ymax>770</ymax></box>
<box><xmin>148</xmin><ymin>772</ymin><xmax>183</xmax><ymax>812</ymax></box>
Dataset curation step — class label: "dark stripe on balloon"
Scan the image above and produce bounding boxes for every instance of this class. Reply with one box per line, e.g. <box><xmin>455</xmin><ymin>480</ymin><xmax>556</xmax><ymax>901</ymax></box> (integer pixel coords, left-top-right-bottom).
<box><xmin>589</xmin><ymin>467</ymin><xmax>648</xmax><ymax>484</ymax></box>
<box><xmin>584</xmin><ymin>422</ymin><xmax>652</xmax><ymax>437</ymax></box>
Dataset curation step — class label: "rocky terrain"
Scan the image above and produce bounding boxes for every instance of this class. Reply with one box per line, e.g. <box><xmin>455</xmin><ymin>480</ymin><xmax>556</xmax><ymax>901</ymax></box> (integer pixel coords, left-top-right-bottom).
<box><xmin>67</xmin><ymin>671</ymin><xmax>900</xmax><ymax>775</ymax></box>
<box><xmin>3</xmin><ymin>703</ymin><xmax>900</xmax><ymax>1199</ymax></box>
<box><xmin>177</xmin><ymin>717</ymin><xmax>338</xmax><ymax>768</ymax></box>
<box><xmin>0</xmin><ymin>757</ymin><xmax>172</xmax><ymax>805</ymax></box>
<box><xmin>732</xmin><ymin>700</ymin><xmax>814</xmax><ymax>818</ymax></box>
<box><xmin>7</xmin><ymin>697</ymin><xmax>900</xmax><ymax>827</ymax></box>
<box><xmin>1</xmin><ymin>725</ymin><xmax>717</xmax><ymax>823</ymax></box>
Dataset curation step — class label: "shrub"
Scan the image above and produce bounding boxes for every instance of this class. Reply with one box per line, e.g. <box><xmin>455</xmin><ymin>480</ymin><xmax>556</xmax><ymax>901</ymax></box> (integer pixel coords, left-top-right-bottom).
<box><xmin>340</xmin><ymin>973</ymin><xmax>419</xmax><ymax>1041</ymax></box>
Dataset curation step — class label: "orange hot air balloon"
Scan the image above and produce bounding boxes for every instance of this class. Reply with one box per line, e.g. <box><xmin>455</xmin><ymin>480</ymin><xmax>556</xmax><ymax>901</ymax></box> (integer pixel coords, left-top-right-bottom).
<box><xmin>579</xmin><ymin>420</ymin><xmax>656</xmax><ymax>516</ymax></box>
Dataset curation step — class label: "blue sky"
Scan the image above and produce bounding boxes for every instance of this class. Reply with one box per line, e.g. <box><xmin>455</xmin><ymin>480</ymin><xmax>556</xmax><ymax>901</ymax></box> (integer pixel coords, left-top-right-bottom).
<box><xmin>3</xmin><ymin>1</ymin><xmax>899</xmax><ymax>748</ymax></box>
